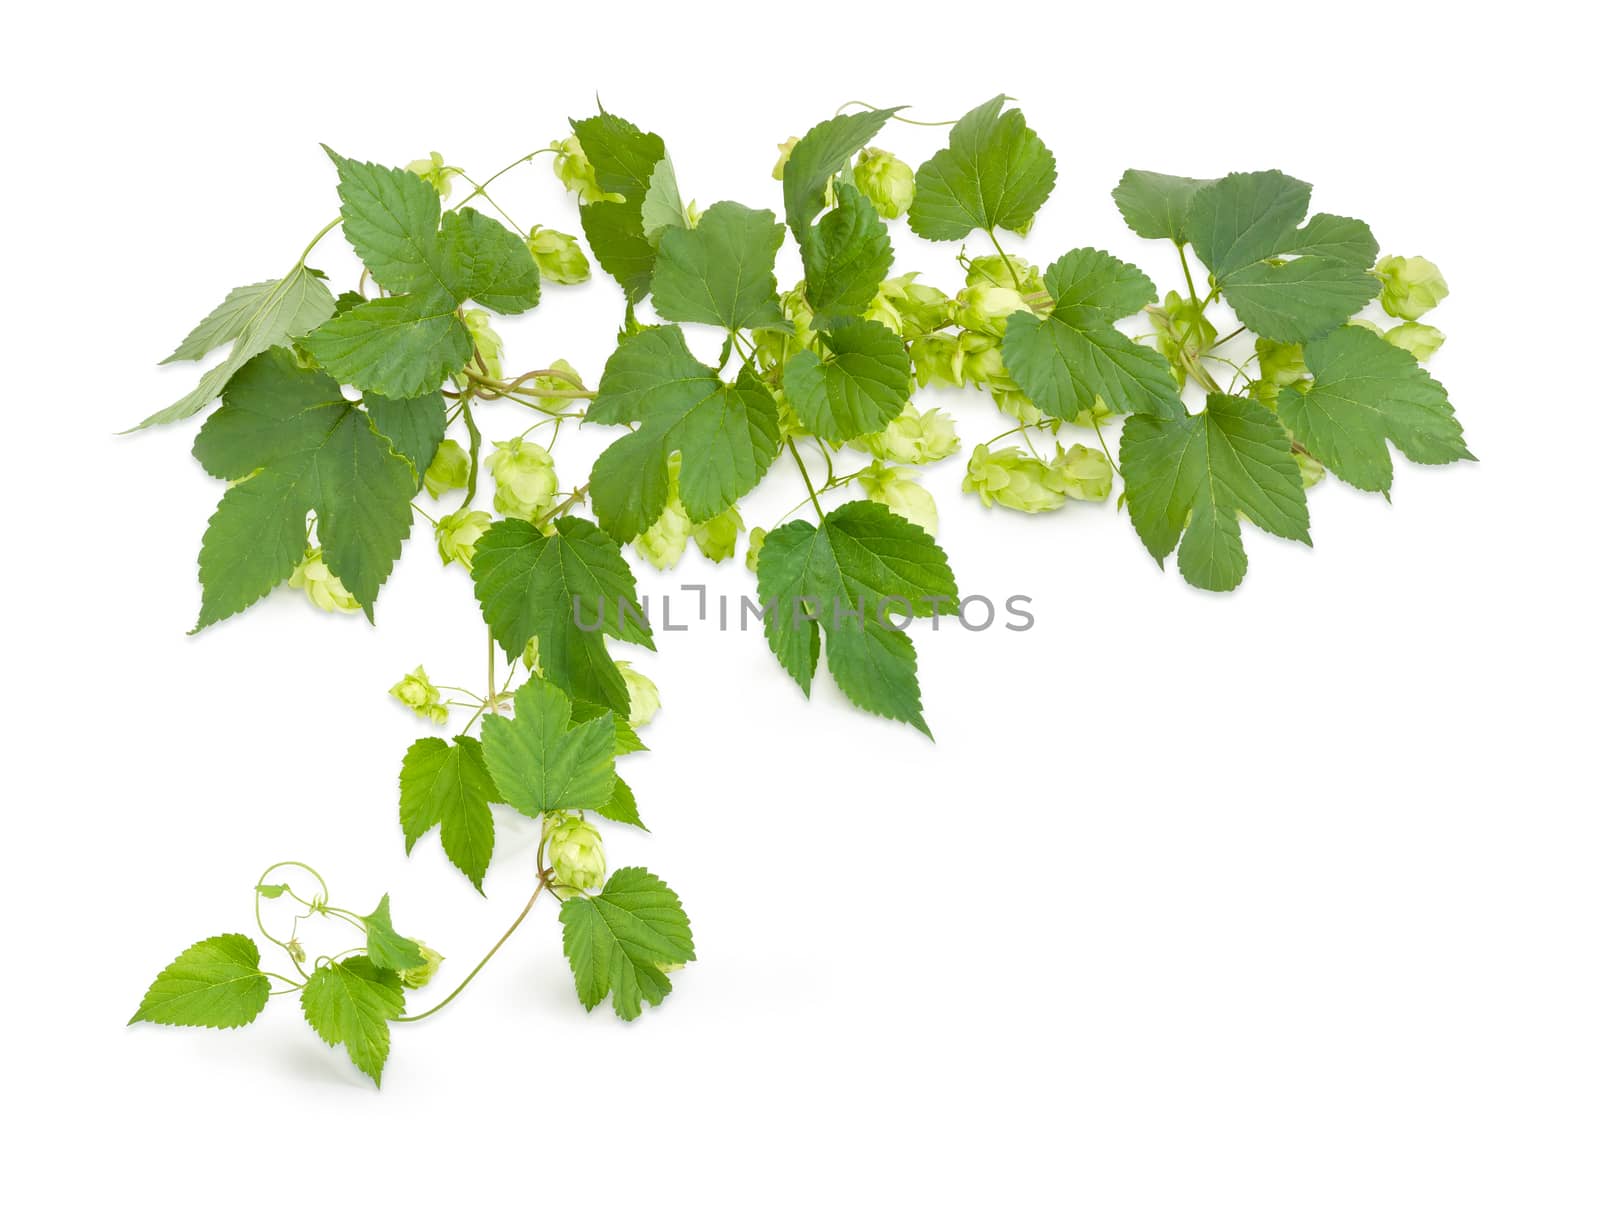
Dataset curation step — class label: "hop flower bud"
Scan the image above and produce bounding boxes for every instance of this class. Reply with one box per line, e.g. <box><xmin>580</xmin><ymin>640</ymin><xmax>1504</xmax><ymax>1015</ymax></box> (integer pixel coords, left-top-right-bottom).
<box><xmin>851</xmin><ymin>403</ymin><xmax>961</xmax><ymax>465</ymax></box>
<box><xmin>692</xmin><ymin>505</ymin><xmax>744</xmax><ymax>563</ymax></box>
<box><xmin>745</xmin><ymin>526</ymin><xmax>768</xmax><ymax>573</ymax></box>
<box><xmin>389</xmin><ymin>665</ymin><xmax>448</xmax><ymax>725</ymax></box>
<box><xmin>962</xmin><ymin>444</ymin><xmax>1070</xmax><ymax>514</ymax></box>
<box><xmin>288</xmin><ymin>548</ymin><xmax>360</xmax><ymax>613</ymax></box>
<box><xmin>853</xmin><ymin>147</ymin><xmax>916</xmax><ymax>219</ymax></box>
<box><xmin>287</xmin><ymin>938</ymin><xmax>306</xmax><ymax>965</ymax></box>
<box><xmin>991</xmin><ymin>387</ymin><xmax>1044</xmax><ymax>426</ymax></box>
<box><xmin>1375</xmin><ymin>254</ymin><xmax>1448</xmax><ymax>320</ymax></box>
<box><xmin>423</xmin><ymin>439</ymin><xmax>469</xmax><ymax>499</ymax></box>
<box><xmin>858</xmin><ymin>462</ymin><xmax>939</xmax><ymax>535</ymax></box>
<box><xmin>550</xmin><ymin>136</ymin><xmax>621</xmax><ymax>204</ymax></box>
<box><xmin>910</xmin><ymin>332</ymin><xmax>964</xmax><ymax>388</ymax></box>
<box><xmin>771</xmin><ymin>136</ymin><xmax>800</xmax><ymax>180</ymax></box>
<box><xmin>396</xmin><ymin>943</ymin><xmax>444</xmax><ymax>989</ymax></box>
<box><xmin>525</xmin><ymin>226</ymin><xmax>591</xmax><ymax>285</ymax></box>
<box><xmin>965</xmin><ymin>253</ymin><xmax>1045</xmax><ymax>297</ymax></box>
<box><xmin>874</xmin><ymin>273</ymin><xmax>954</xmax><ymax>339</ymax></box>
<box><xmin>435</xmin><ymin>508</ymin><xmax>492</xmax><ymax>568</ymax></box>
<box><xmin>634</xmin><ymin>498</ymin><xmax>691</xmax><ymax>570</ymax></box>
<box><xmin>958</xmin><ymin>330</ymin><xmax>1010</xmax><ymax>387</ymax></box>
<box><xmin>461</xmin><ymin>308</ymin><xmax>504</xmax><ymax>380</ymax></box>
<box><xmin>1295</xmin><ymin>450</ymin><xmax>1326</xmax><ymax>489</ymax></box>
<box><xmin>405</xmin><ymin>151</ymin><xmax>457</xmax><ymax>199</ymax></box>
<box><xmin>955</xmin><ymin>281</ymin><xmax>1030</xmax><ymax>336</ymax></box>
<box><xmin>1052</xmin><ymin>443</ymin><xmax>1113</xmax><ymax>502</ymax></box>
<box><xmin>1251</xmin><ymin>339</ymin><xmax>1309</xmax><ymax>408</ymax></box>
<box><xmin>521</xmin><ymin>636</ymin><xmax>543</xmax><ymax>674</ymax></box>
<box><xmin>614</xmin><ymin>660</ymin><xmax>661</xmax><ymax>728</ymax></box>
<box><xmin>1383</xmin><ymin>321</ymin><xmax>1445</xmax><ymax>361</ymax></box>
<box><xmin>1147</xmin><ymin>290</ymin><xmax>1217</xmax><ymax>387</ymax></box>
<box><xmin>544</xmin><ymin>814</ymin><xmax>606</xmax><ymax>892</ymax></box>
<box><xmin>487</xmin><ymin>438</ymin><xmax>558</xmax><ymax>521</ymax></box>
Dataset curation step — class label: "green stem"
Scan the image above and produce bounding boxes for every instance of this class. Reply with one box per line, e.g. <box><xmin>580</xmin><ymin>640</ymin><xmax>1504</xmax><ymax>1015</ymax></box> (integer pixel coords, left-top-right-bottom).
<box><xmin>460</xmin><ymin>400</ymin><xmax>483</xmax><ymax>509</ymax></box>
<box><xmin>394</xmin><ymin>882</ymin><xmax>546</xmax><ymax>1023</ymax></box>
<box><xmin>295</xmin><ymin>217</ymin><xmax>342</xmax><ymax>268</ymax></box>
<box><xmin>1090</xmin><ymin>414</ymin><xmax>1122</xmax><ymax>475</ymax></box>
<box><xmin>985</xmin><ymin>229</ymin><xmax>1025</xmax><ymax>291</ymax></box>
<box><xmin>1177</xmin><ymin>241</ymin><xmax>1200</xmax><ymax>304</ymax></box>
<box><xmin>787</xmin><ymin>439</ymin><xmax>825</xmax><ymax>522</ymax></box>
<box><xmin>453</xmin><ymin>148</ymin><xmax>554</xmax><ymax>213</ymax></box>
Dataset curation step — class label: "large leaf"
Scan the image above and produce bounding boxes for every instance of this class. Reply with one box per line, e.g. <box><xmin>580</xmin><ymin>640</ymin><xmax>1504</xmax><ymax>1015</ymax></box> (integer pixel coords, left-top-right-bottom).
<box><xmin>650</xmin><ymin>201</ymin><xmax>788</xmax><ymax>333</ymax></box>
<box><xmin>1001</xmin><ymin>248</ymin><xmax>1184</xmax><ymax>421</ymax></box>
<box><xmin>129</xmin><ymin>934</ymin><xmax>269</xmax><ymax>1029</ymax></box>
<box><xmin>1280</xmin><ymin>325</ymin><xmax>1473</xmax><ymax>493</ymax></box>
<box><xmin>756</xmin><ymin>500</ymin><xmax>958</xmax><ymax>734</ymax></box>
<box><xmin>191</xmin><ymin>349</ymin><xmax>415</xmax><ymax>628</ymax></box>
<box><xmin>559</xmin><ymin>868</ymin><xmax>695</xmax><ymax>1021</ymax></box>
<box><xmin>300</xmin><ymin>957</ymin><xmax>404</xmax><ymax>1087</ymax></box>
<box><xmin>480</xmin><ymin>679</ymin><xmax>617</xmax><ymax>817</ymax></box>
<box><xmin>1120</xmin><ymin>393</ymin><xmax>1311</xmax><ymax>592</ymax></box>
<box><xmin>782</xmin><ymin>317</ymin><xmax>911</xmax><ymax>442</ymax></box>
<box><xmin>399</xmin><ymin>735</ymin><xmax>500</xmax><ymax>891</ymax></box>
<box><xmin>471</xmin><ymin>517</ymin><xmax>654</xmax><ymax>715</ymax></box>
<box><xmin>1186</xmin><ymin>171</ymin><xmax>1379</xmax><ymax>343</ymax></box>
<box><xmin>587</xmin><ymin>325</ymin><xmax>781</xmax><ymax>539</ymax></box>
<box><xmin>907</xmin><ymin>96</ymin><xmax>1056</xmax><ymax>241</ymax></box>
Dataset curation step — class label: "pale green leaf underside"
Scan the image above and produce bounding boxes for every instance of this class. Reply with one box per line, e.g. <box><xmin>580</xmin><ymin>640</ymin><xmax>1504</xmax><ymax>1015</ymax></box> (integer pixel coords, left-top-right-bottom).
<box><xmin>1111</xmin><ymin>169</ymin><xmax>1217</xmax><ymax>243</ymax></box>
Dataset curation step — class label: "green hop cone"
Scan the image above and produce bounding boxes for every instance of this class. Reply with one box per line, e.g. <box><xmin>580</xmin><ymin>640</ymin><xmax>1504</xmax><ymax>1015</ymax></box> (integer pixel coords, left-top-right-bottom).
<box><xmin>910</xmin><ymin>332</ymin><xmax>964</xmax><ymax>388</ymax></box>
<box><xmin>692</xmin><ymin>504</ymin><xmax>744</xmax><ymax>563</ymax></box>
<box><xmin>423</xmin><ymin>438</ymin><xmax>470</xmax><ymax>500</ymax></box>
<box><xmin>405</xmin><ymin>151</ymin><xmax>457</xmax><ymax>199</ymax></box>
<box><xmin>634</xmin><ymin>454</ymin><xmax>691</xmax><ymax>570</ymax></box>
<box><xmin>487</xmin><ymin>438</ymin><xmax>558</xmax><ymax>521</ymax></box>
<box><xmin>962</xmin><ymin>444</ymin><xmax>1070</xmax><ymax>514</ymax></box>
<box><xmin>615</xmin><ymin>660</ymin><xmax>661</xmax><ymax>728</ymax></box>
<box><xmin>853</xmin><ymin>146</ymin><xmax>916</xmax><ymax>219</ymax></box>
<box><xmin>1251</xmin><ymin>338</ymin><xmax>1310</xmax><ymax>408</ymax></box>
<box><xmin>875</xmin><ymin>273</ymin><xmax>954</xmax><ymax>339</ymax></box>
<box><xmin>771</xmin><ymin>136</ymin><xmax>800</xmax><ymax>181</ymax></box>
<box><xmin>965</xmin><ymin>253</ymin><xmax>1045</xmax><ymax>297</ymax></box>
<box><xmin>551</xmin><ymin>136</ymin><xmax>621</xmax><ymax>204</ymax></box>
<box><xmin>1383</xmin><ymin>321</ymin><xmax>1445</xmax><ymax>361</ymax></box>
<box><xmin>521</xmin><ymin>636</ymin><xmax>543</xmax><ymax>675</ymax></box>
<box><xmin>390</xmin><ymin>665</ymin><xmax>448</xmax><ymax>725</ymax></box>
<box><xmin>955</xmin><ymin>281</ymin><xmax>1031</xmax><ymax>337</ymax></box>
<box><xmin>1295</xmin><ymin>450</ymin><xmax>1326</xmax><ymax>489</ymax></box>
<box><xmin>1375</xmin><ymin>254</ymin><xmax>1449</xmax><ymax>320</ymax></box>
<box><xmin>435</xmin><ymin>508</ymin><xmax>492</xmax><ymax>568</ymax></box>
<box><xmin>851</xmin><ymin>403</ymin><xmax>961</xmax><ymax>465</ymax></box>
<box><xmin>525</xmin><ymin>226</ymin><xmax>590</xmax><ymax>285</ymax></box>
<box><xmin>1052</xmin><ymin>443</ymin><xmax>1113</xmax><ymax>502</ymax></box>
<box><xmin>958</xmin><ymin>330</ymin><xmax>1010</xmax><ymax>387</ymax></box>
<box><xmin>396</xmin><ymin>943</ymin><xmax>444</xmax><ymax>990</ymax></box>
<box><xmin>858</xmin><ymin>462</ymin><xmax>939</xmax><ymax>535</ymax></box>
<box><xmin>461</xmin><ymin>308</ymin><xmax>504</xmax><ymax>380</ymax></box>
<box><xmin>544</xmin><ymin>814</ymin><xmax>606</xmax><ymax>892</ymax></box>
<box><xmin>1148</xmin><ymin>291</ymin><xmax>1217</xmax><ymax>388</ymax></box>
<box><xmin>745</xmin><ymin>526</ymin><xmax>768</xmax><ymax>573</ymax></box>
<box><xmin>288</xmin><ymin>547</ymin><xmax>360</xmax><ymax>613</ymax></box>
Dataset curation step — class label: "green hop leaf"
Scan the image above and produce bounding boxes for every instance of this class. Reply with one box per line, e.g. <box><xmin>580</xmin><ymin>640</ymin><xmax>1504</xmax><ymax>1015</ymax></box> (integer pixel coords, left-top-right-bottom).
<box><xmin>1120</xmin><ymin>393</ymin><xmax>1311</xmax><ymax>592</ymax></box>
<box><xmin>907</xmin><ymin>96</ymin><xmax>1056</xmax><ymax>241</ymax></box>
<box><xmin>365</xmin><ymin>391</ymin><xmax>446</xmax><ymax>488</ymax></box>
<box><xmin>756</xmin><ymin>500</ymin><xmax>959</xmax><ymax>734</ymax></box>
<box><xmin>361</xmin><ymin>894</ymin><xmax>427</xmax><ymax>972</ymax></box>
<box><xmin>471</xmin><ymin>517</ymin><xmax>654</xmax><ymax>716</ymax></box>
<box><xmin>649</xmin><ymin>201</ymin><xmax>788</xmax><ymax>333</ymax></box>
<box><xmin>559</xmin><ymin>868</ymin><xmax>695</xmax><ymax>1021</ymax></box>
<box><xmin>190</xmin><ymin>349</ymin><xmax>415</xmax><ymax>629</ymax></box>
<box><xmin>300</xmin><ymin>957</ymin><xmax>405</xmax><ymax>1087</ymax></box>
<box><xmin>800</xmin><ymin>182</ymin><xmax>893</xmax><ymax>321</ymax></box>
<box><xmin>1110</xmin><ymin>169</ymin><xmax>1217</xmax><ymax>243</ymax></box>
<box><xmin>640</xmin><ymin>157</ymin><xmax>692</xmax><ymax>246</ymax></box>
<box><xmin>1186</xmin><ymin>171</ymin><xmax>1379</xmax><ymax>343</ymax></box>
<box><xmin>782</xmin><ymin>317</ymin><xmax>912</xmax><ymax>443</ymax></box>
<box><xmin>1279</xmin><ymin>324</ymin><xmax>1473</xmax><ymax>494</ymax></box>
<box><xmin>137</xmin><ymin>265</ymin><xmax>336</xmax><ymax>429</ymax></box>
<box><xmin>399</xmin><ymin>735</ymin><xmax>500</xmax><ymax>892</ymax></box>
<box><xmin>481</xmin><ymin>679</ymin><xmax>617</xmax><ymax>817</ymax></box>
<box><xmin>588</xmin><ymin>325</ymin><xmax>781</xmax><ymax>540</ymax></box>
<box><xmin>782</xmin><ymin>107</ymin><xmax>900</xmax><ymax>234</ymax></box>
<box><xmin>1001</xmin><ymin>248</ymin><xmax>1184</xmax><ymax>421</ymax></box>
<box><xmin>130</xmin><ymin>934</ymin><xmax>270</xmax><ymax>1029</ymax></box>
<box><xmin>571</xmin><ymin>111</ymin><xmax>667</xmax><ymax>303</ymax></box>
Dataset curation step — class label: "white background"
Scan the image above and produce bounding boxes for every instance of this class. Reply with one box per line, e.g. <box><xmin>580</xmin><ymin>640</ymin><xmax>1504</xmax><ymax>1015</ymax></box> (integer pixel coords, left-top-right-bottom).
<box><xmin>5</xmin><ymin>2</ymin><xmax>1597</xmax><ymax>1211</ymax></box>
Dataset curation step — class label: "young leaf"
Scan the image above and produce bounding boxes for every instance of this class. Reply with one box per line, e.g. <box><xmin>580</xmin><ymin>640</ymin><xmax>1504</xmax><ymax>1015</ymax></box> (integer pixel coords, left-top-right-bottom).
<box><xmin>1280</xmin><ymin>324</ymin><xmax>1473</xmax><ymax>493</ymax></box>
<box><xmin>594</xmin><ymin>776</ymin><xmax>645</xmax><ymax>829</ymax></box>
<box><xmin>907</xmin><ymin>96</ymin><xmax>1056</xmax><ymax>241</ymax></box>
<box><xmin>480</xmin><ymin>679</ymin><xmax>617</xmax><ymax>817</ymax></box>
<box><xmin>1001</xmin><ymin>248</ymin><xmax>1185</xmax><ymax>421</ymax></box>
<box><xmin>587</xmin><ymin>326</ymin><xmax>781</xmax><ymax>539</ymax></box>
<box><xmin>136</xmin><ymin>265</ymin><xmax>335</xmax><ymax>429</ymax></box>
<box><xmin>649</xmin><ymin>201</ymin><xmax>789</xmax><ymax>333</ymax></box>
<box><xmin>362</xmin><ymin>894</ymin><xmax>427</xmax><ymax>972</ymax></box>
<box><xmin>1111</xmin><ymin>169</ymin><xmax>1217</xmax><ymax>243</ymax></box>
<box><xmin>1120</xmin><ymin>393</ymin><xmax>1311</xmax><ymax>592</ymax></box>
<box><xmin>782</xmin><ymin>317</ymin><xmax>911</xmax><ymax>443</ymax></box>
<box><xmin>130</xmin><ymin>934</ymin><xmax>271</xmax><ymax>1029</ymax></box>
<box><xmin>300</xmin><ymin>957</ymin><xmax>404</xmax><ymax>1087</ymax></box>
<box><xmin>399</xmin><ymin>735</ymin><xmax>500</xmax><ymax>892</ymax></box>
<box><xmin>559</xmin><ymin>868</ymin><xmax>695</xmax><ymax>1021</ymax></box>
<box><xmin>800</xmin><ymin>182</ymin><xmax>893</xmax><ymax>321</ymax></box>
<box><xmin>191</xmin><ymin>349</ymin><xmax>415</xmax><ymax>629</ymax></box>
<box><xmin>1186</xmin><ymin>171</ymin><xmax>1379</xmax><ymax>343</ymax></box>
<box><xmin>782</xmin><ymin>106</ymin><xmax>900</xmax><ymax>234</ymax></box>
<box><xmin>756</xmin><ymin>500</ymin><xmax>958</xmax><ymax>734</ymax></box>
<box><xmin>471</xmin><ymin>517</ymin><xmax>654</xmax><ymax>715</ymax></box>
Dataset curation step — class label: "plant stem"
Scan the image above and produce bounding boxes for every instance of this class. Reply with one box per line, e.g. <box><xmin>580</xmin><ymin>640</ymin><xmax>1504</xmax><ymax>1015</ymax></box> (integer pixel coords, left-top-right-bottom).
<box><xmin>394</xmin><ymin>882</ymin><xmax>546</xmax><ymax>1023</ymax></box>
<box><xmin>788</xmin><ymin>439</ymin><xmax>825</xmax><ymax>521</ymax></box>
<box><xmin>296</xmin><ymin>217</ymin><xmax>343</xmax><ymax>267</ymax></box>
<box><xmin>460</xmin><ymin>399</ymin><xmax>483</xmax><ymax>509</ymax></box>
<box><xmin>985</xmin><ymin>229</ymin><xmax>1025</xmax><ymax>290</ymax></box>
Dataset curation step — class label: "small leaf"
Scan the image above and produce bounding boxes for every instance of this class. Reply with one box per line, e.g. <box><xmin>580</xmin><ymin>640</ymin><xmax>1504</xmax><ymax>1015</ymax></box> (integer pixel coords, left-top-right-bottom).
<box><xmin>256</xmin><ymin>884</ymin><xmax>288</xmax><ymax>899</ymax></box>
<box><xmin>908</xmin><ymin>96</ymin><xmax>1056</xmax><ymax>241</ymax></box>
<box><xmin>1111</xmin><ymin>169</ymin><xmax>1217</xmax><ymax>243</ymax></box>
<box><xmin>782</xmin><ymin>317</ymin><xmax>911</xmax><ymax>443</ymax></box>
<box><xmin>300</xmin><ymin>957</ymin><xmax>405</xmax><ymax>1087</ymax></box>
<box><xmin>130</xmin><ymin>934</ymin><xmax>270</xmax><ymax>1029</ymax></box>
<box><xmin>559</xmin><ymin>868</ymin><xmax>694</xmax><ymax>1020</ymax></box>
<box><xmin>362</xmin><ymin>894</ymin><xmax>427</xmax><ymax>972</ymax></box>
<box><xmin>399</xmin><ymin>735</ymin><xmax>500</xmax><ymax>891</ymax></box>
